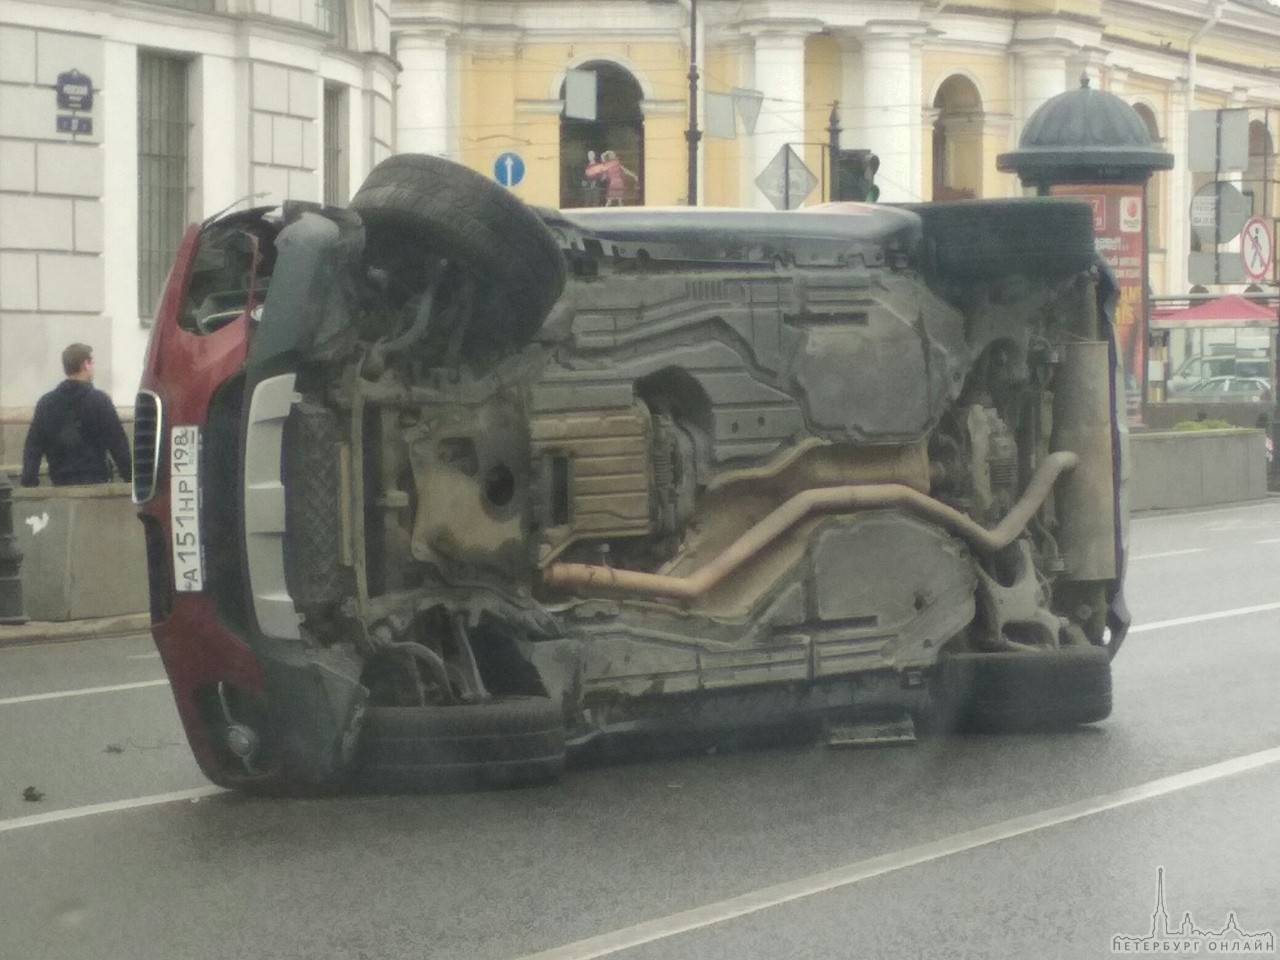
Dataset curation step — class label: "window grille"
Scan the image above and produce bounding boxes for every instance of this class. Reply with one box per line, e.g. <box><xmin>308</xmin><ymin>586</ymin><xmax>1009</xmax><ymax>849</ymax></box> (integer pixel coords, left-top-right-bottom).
<box><xmin>324</xmin><ymin>85</ymin><xmax>349</xmax><ymax>206</ymax></box>
<box><xmin>137</xmin><ymin>52</ymin><xmax>190</xmax><ymax>320</ymax></box>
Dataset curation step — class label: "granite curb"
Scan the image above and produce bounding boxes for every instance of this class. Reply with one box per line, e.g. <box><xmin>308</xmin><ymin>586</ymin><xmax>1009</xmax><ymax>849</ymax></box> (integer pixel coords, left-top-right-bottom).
<box><xmin>0</xmin><ymin>613</ymin><xmax>151</xmax><ymax>648</ymax></box>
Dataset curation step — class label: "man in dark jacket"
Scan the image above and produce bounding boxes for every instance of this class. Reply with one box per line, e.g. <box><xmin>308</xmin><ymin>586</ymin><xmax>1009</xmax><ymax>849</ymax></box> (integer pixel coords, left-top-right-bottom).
<box><xmin>21</xmin><ymin>343</ymin><xmax>132</xmax><ymax>487</ymax></box>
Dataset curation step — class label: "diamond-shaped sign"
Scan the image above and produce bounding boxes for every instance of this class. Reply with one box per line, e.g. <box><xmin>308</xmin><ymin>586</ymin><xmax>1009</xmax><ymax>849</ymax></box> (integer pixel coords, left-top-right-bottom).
<box><xmin>756</xmin><ymin>145</ymin><xmax>817</xmax><ymax>210</ymax></box>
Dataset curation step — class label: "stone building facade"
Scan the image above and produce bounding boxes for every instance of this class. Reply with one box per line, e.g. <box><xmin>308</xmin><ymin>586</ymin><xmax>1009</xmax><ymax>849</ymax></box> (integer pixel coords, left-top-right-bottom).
<box><xmin>391</xmin><ymin>0</ymin><xmax>1280</xmax><ymax>302</ymax></box>
<box><xmin>3</xmin><ymin>0</ymin><xmax>1280</xmax><ymax>431</ymax></box>
<box><xmin>0</xmin><ymin>0</ymin><xmax>394</xmax><ymax>456</ymax></box>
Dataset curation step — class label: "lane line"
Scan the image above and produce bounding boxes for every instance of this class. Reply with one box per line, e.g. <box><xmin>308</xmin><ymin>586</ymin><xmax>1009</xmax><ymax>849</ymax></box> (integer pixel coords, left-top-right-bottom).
<box><xmin>1129</xmin><ymin>602</ymin><xmax>1280</xmax><ymax>635</ymax></box>
<box><xmin>0</xmin><ymin>679</ymin><xmax>168</xmax><ymax>706</ymax></box>
<box><xmin>1133</xmin><ymin>501</ymin><xmax>1280</xmax><ymax>526</ymax></box>
<box><xmin>1130</xmin><ymin>548</ymin><xmax>1206</xmax><ymax>560</ymax></box>
<box><xmin>127</xmin><ymin>652</ymin><xmax>162</xmax><ymax>660</ymax></box>
<box><xmin>511</xmin><ymin>746</ymin><xmax>1280</xmax><ymax>960</ymax></box>
<box><xmin>0</xmin><ymin>787</ymin><xmax>225</xmax><ymax>835</ymax></box>
<box><xmin>1205</xmin><ymin>520</ymin><xmax>1280</xmax><ymax>532</ymax></box>
<box><xmin>1256</xmin><ymin>537</ymin><xmax>1280</xmax><ymax>544</ymax></box>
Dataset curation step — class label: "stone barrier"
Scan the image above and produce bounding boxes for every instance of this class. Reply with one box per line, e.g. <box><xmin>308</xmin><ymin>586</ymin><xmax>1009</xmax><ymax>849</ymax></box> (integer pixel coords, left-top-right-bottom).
<box><xmin>1128</xmin><ymin>428</ymin><xmax>1269</xmax><ymax>512</ymax></box>
<box><xmin>8</xmin><ymin>482</ymin><xmax>147</xmax><ymax>621</ymax></box>
<box><xmin>0</xmin><ymin>428</ymin><xmax>1269</xmax><ymax>624</ymax></box>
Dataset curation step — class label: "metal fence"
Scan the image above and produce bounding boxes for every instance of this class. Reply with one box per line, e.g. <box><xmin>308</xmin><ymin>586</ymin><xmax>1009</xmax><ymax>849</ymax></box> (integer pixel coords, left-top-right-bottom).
<box><xmin>324</xmin><ymin>85</ymin><xmax>346</xmax><ymax>206</ymax></box>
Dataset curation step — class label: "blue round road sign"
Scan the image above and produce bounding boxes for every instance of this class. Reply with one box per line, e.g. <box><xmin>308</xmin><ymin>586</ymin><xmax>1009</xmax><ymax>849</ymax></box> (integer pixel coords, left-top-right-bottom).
<box><xmin>494</xmin><ymin>151</ymin><xmax>525</xmax><ymax>188</ymax></box>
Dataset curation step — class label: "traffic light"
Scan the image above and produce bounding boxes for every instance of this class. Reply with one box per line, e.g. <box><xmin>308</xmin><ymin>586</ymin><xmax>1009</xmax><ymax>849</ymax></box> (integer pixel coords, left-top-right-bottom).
<box><xmin>834</xmin><ymin>149</ymin><xmax>879</xmax><ymax>202</ymax></box>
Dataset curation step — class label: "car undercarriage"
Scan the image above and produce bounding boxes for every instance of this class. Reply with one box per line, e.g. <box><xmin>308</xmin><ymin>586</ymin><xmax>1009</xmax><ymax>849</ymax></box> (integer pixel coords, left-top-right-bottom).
<box><xmin>135</xmin><ymin>155</ymin><xmax>1129</xmax><ymax>792</ymax></box>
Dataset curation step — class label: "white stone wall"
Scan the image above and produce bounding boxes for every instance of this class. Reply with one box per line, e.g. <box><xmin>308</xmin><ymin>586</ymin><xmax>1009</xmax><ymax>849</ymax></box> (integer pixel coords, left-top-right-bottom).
<box><xmin>0</xmin><ymin>0</ymin><xmax>394</xmax><ymax>421</ymax></box>
<box><xmin>252</xmin><ymin>61</ymin><xmax>320</xmax><ymax>203</ymax></box>
<box><xmin>0</xmin><ymin>21</ymin><xmax>108</xmax><ymax>412</ymax></box>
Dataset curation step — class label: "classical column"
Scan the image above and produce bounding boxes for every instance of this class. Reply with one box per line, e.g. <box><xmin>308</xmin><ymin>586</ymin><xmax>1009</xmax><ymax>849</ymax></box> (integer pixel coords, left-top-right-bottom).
<box><xmin>835</xmin><ymin>31</ymin><xmax>862</xmax><ymax>149</ymax></box>
<box><xmin>860</xmin><ymin>23</ymin><xmax>925</xmax><ymax>203</ymax></box>
<box><xmin>1167</xmin><ymin>77</ymin><xmax>1192</xmax><ymax>292</ymax></box>
<box><xmin>395</xmin><ymin>31</ymin><xmax>451</xmax><ymax>155</ymax></box>
<box><xmin>749</xmin><ymin>29</ymin><xmax>808</xmax><ymax>209</ymax></box>
<box><xmin>1107</xmin><ymin>66</ymin><xmax>1132</xmax><ymax>97</ymax></box>
<box><xmin>1013</xmin><ymin>41</ymin><xmax>1073</xmax><ymax>131</ymax></box>
<box><xmin>982</xmin><ymin>112</ymin><xmax>1015</xmax><ymax>197</ymax></box>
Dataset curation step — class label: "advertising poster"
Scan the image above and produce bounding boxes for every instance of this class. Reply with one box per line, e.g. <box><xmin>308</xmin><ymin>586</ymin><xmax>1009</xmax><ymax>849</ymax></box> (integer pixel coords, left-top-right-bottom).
<box><xmin>1051</xmin><ymin>184</ymin><xmax>1146</xmax><ymax>423</ymax></box>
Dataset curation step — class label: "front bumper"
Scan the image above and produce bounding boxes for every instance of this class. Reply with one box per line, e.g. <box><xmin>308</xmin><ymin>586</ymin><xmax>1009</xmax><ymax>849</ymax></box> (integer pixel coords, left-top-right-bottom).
<box><xmin>134</xmin><ymin>211</ymin><xmax>370</xmax><ymax>791</ymax></box>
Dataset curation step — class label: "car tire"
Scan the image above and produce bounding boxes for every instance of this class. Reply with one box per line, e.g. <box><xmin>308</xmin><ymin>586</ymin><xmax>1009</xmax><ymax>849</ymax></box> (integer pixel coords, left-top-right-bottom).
<box><xmin>350</xmin><ymin>153</ymin><xmax>567</xmax><ymax>353</ymax></box>
<box><xmin>356</xmin><ymin>696</ymin><xmax>567</xmax><ymax>792</ymax></box>
<box><xmin>905</xmin><ymin>198</ymin><xmax>1098</xmax><ymax>281</ymax></box>
<box><xmin>931</xmin><ymin>645</ymin><xmax>1113</xmax><ymax>733</ymax></box>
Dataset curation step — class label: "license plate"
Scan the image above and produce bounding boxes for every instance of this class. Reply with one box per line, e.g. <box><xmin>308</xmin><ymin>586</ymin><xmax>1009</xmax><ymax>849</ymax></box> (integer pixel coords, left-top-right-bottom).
<box><xmin>170</xmin><ymin>425</ymin><xmax>205</xmax><ymax>592</ymax></box>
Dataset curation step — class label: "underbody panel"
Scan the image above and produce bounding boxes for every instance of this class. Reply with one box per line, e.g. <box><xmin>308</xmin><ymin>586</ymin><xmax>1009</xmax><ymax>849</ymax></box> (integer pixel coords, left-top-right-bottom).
<box><xmin>134</xmin><ymin>163</ymin><xmax>1128</xmax><ymax>790</ymax></box>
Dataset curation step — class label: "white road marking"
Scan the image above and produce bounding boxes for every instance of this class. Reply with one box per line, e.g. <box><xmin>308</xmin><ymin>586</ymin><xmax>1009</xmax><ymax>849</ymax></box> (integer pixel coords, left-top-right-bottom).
<box><xmin>0</xmin><ymin>787</ymin><xmax>225</xmax><ymax>835</ymax></box>
<box><xmin>511</xmin><ymin>746</ymin><xmax>1280</xmax><ymax>960</ymax></box>
<box><xmin>1205</xmin><ymin>518</ymin><xmax>1280</xmax><ymax>531</ymax></box>
<box><xmin>1128</xmin><ymin>602</ymin><xmax>1280</xmax><ymax>635</ymax></box>
<box><xmin>1256</xmin><ymin>537</ymin><xmax>1280</xmax><ymax>544</ymax></box>
<box><xmin>1130</xmin><ymin>548</ymin><xmax>1206</xmax><ymax>560</ymax></box>
<box><xmin>126</xmin><ymin>652</ymin><xmax>162</xmax><ymax>660</ymax></box>
<box><xmin>0</xmin><ymin>679</ymin><xmax>169</xmax><ymax>706</ymax></box>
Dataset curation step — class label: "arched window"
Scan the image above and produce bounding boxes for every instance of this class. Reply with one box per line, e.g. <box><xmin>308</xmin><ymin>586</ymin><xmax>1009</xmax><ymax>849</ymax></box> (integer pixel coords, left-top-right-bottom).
<box><xmin>931</xmin><ymin>75</ymin><xmax>983</xmax><ymax>201</ymax></box>
<box><xmin>1245</xmin><ymin>118</ymin><xmax>1274</xmax><ymax>219</ymax></box>
<box><xmin>560</xmin><ymin>62</ymin><xmax>645</xmax><ymax>208</ymax></box>
<box><xmin>1132</xmin><ymin>103</ymin><xmax>1162</xmax><ymax>249</ymax></box>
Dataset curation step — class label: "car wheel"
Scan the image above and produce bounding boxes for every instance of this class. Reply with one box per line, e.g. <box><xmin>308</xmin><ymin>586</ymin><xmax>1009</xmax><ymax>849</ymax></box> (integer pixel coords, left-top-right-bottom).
<box><xmin>931</xmin><ymin>645</ymin><xmax>1113</xmax><ymax>733</ymax></box>
<box><xmin>905</xmin><ymin>198</ymin><xmax>1098</xmax><ymax>281</ymax></box>
<box><xmin>350</xmin><ymin>153</ymin><xmax>567</xmax><ymax>354</ymax></box>
<box><xmin>355</xmin><ymin>696</ymin><xmax>567</xmax><ymax>792</ymax></box>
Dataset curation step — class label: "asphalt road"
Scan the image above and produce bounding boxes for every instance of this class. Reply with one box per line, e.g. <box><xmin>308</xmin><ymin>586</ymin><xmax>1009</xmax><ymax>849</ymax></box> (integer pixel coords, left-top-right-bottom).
<box><xmin>2</xmin><ymin>500</ymin><xmax>1279</xmax><ymax>960</ymax></box>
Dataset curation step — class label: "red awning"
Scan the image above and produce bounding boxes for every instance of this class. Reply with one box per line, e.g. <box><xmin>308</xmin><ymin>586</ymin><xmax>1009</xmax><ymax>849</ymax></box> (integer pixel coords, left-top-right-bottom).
<box><xmin>1151</xmin><ymin>295</ymin><xmax>1279</xmax><ymax>328</ymax></box>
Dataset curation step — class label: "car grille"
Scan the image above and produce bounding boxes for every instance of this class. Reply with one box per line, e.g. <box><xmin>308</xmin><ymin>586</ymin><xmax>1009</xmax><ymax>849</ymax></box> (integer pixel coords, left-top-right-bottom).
<box><xmin>132</xmin><ymin>390</ymin><xmax>162</xmax><ymax>504</ymax></box>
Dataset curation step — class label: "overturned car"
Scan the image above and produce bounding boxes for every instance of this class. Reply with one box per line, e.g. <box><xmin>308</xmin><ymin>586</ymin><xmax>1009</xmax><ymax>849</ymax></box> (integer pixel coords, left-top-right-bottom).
<box><xmin>134</xmin><ymin>154</ymin><xmax>1129</xmax><ymax>792</ymax></box>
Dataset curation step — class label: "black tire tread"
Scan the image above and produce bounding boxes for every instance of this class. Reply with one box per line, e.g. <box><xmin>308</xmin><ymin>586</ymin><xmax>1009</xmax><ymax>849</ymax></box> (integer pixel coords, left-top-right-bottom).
<box><xmin>351</xmin><ymin>154</ymin><xmax>567</xmax><ymax>345</ymax></box>
<box><xmin>934</xmin><ymin>645</ymin><xmax>1113</xmax><ymax>733</ymax></box>
<box><xmin>905</xmin><ymin>198</ymin><xmax>1097</xmax><ymax>281</ymax></box>
<box><xmin>356</xmin><ymin>696</ymin><xmax>567</xmax><ymax>792</ymax></box>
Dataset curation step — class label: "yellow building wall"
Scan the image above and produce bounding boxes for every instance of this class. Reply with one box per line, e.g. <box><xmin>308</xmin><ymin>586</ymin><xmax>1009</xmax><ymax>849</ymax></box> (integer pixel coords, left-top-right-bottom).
<box><xmin>456</xmin><ymin>40</ymin><xmax>523</xmax><ymax>189</ymax></box>
<box><xmin>922</xmin><ymin>52</ymin><xmax>1011</xmax><ymax>200</ymax></box>
<box><xmin>644</xmin><ymin>111</ymin><xmax>691</xmax><ymax>205</ymax></box>
<box><xmin>442</xmin><ymin>2</ymin><xmax>1270</xmax><ymax>246</ymax></box>
<box><xmin>456</xmin><ymin>39</ymin><xmax>692</xmax><ymax>208</ymax></box>
<box><xmin>805</xmin><ymin>35</ymin><xmax>842</xmax><ymax>206</ymax></box>
<box><xmin>702</xmin><ymin>44</ymin><xmax>743</xmax><ymax>207</ymax></box>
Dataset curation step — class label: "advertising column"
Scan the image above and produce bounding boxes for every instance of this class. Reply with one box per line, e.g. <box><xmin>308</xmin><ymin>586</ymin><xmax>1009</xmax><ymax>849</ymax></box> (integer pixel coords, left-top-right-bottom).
<box><xmin>1052</xmin><ymin>184</ymin><xmax>1147</xmax><ymax>424</ymax></box>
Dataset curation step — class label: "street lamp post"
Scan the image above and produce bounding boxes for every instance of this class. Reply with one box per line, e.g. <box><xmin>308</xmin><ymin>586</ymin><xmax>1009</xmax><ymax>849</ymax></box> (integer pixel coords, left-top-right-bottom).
<box><xmin>686</xmin><ymin>0</ymin><xmax>700</xmax><ymax>205</ymax></box>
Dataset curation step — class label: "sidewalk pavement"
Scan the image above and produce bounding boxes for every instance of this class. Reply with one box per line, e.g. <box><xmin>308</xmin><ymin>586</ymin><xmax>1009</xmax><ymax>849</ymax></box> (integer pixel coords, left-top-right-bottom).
<box><xmin>0</xmin><ymin>613</ymin><xmax>150</xmax><ymax>648</ymax></box>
